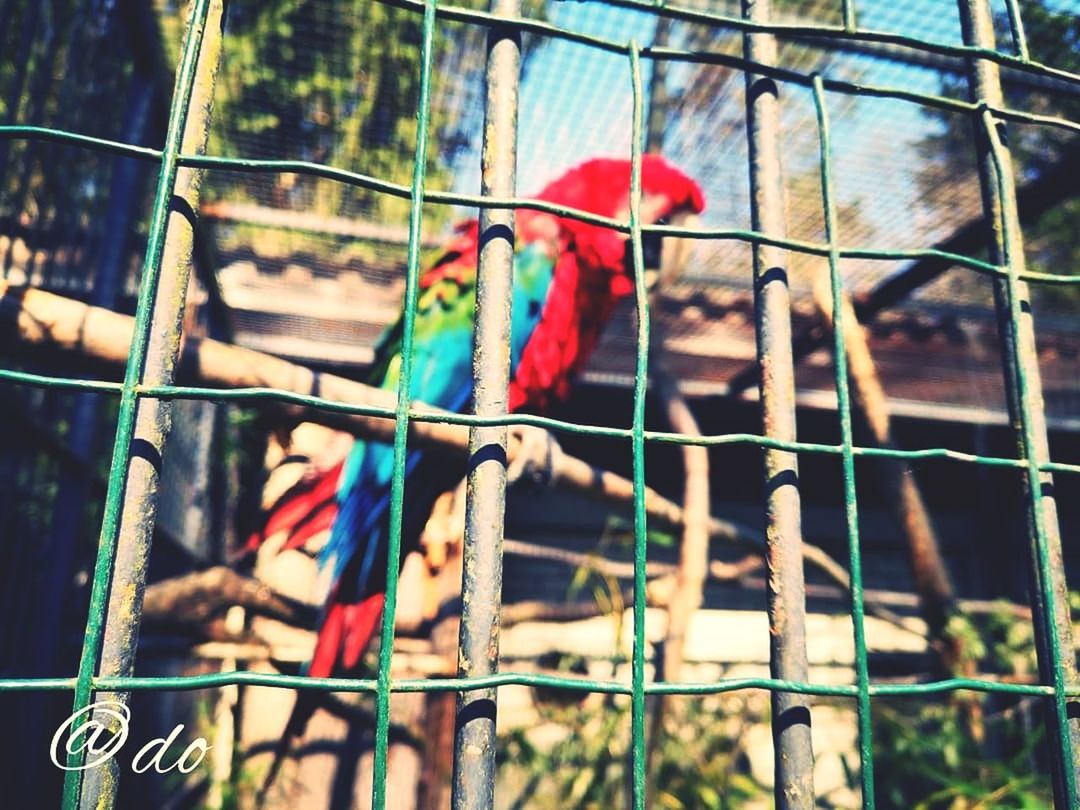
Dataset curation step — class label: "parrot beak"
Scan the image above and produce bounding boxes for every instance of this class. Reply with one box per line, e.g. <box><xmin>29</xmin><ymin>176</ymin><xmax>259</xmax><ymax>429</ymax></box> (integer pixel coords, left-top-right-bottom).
<box><xmin>657</xmin><ymin>210</ymin><xmax>698</xmax><ymax>287</ymax></box>
<box><xmin>637</xmin><ymin>210</ymin><xmax>698</xmax><ymax>291</ymax></box>
<box><xmin>619</xmin><ymin>199</ymin><xmax>699</xmax><ymax>288</ymax></box>
<box><xmin>622</xmin><ymin>225</ymin><xmax>662</xmax><ymax>276</ymax></box>
<box><xmin>641</xmin><ymin>227</ymin><xmax>664</xmax><ymax>271</ymax></box>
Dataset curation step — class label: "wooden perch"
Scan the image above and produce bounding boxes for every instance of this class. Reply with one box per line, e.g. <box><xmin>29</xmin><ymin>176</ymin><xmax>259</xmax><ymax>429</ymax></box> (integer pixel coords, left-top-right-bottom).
<box><xmin>141</xmin><ymin>566</ymin><xmax>316</xmax><ymax>629</ymax></box>
<box><xmin>0</xmin><ymin>281</ymin><xmax>753</xmax><ymax>547</ymax></box>
<box><xmin>1</xmin><ymin>281</ymin><xmax>874</xmax><ymax>610</ymax></box>
<box><xmin>644</xmin><ymin>280</ymin><xmax>711</xmax><ymax>782</ymax></box>
<box><xmin>134</xmin><ymin>549</ymin><xmax>753</xmax><ymax>638</ymax></box>
<box><xmin>812</xmin><ymin>275</ymin><xmax>958</xmax><ymax>649</ymax></box>
<box><xmin>136</xmin><ymin>547</ymin><xmax>1040</xmax><ymax>649</ymax></box>
<box><xmin>648</xmin><ymin>314</ymin><xmax>711</xmax><ymax>687</ymax></box>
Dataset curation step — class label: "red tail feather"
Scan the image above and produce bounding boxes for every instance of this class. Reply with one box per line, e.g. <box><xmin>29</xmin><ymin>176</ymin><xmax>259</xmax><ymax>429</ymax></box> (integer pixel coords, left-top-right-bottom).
<box><xmin>280</xmin><ymin>500</ymin><xmax>338</xmax><ymax>552</ymax></box>
<box><xmin>246</xmin><ymin>460</ymin><xmax>344</xmax><ymax>552</ymax></box>
<box><xmin>309</xmin><ymin>593</ymin><xmax>386</xmax><ymax>678</ymax></box>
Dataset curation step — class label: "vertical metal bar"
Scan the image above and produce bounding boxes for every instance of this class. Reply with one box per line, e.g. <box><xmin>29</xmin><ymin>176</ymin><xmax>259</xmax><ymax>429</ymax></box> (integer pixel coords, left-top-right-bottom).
<box><xmin>645</xmin><ymin>15</ymin><xmax>670</xmax><ymax>154</ymax></box>
<box><xmin>370</xmin><ymin>1</ymin><xmax>437</xmax><ymax>807</ymax></box>
<box><xmin>16</xmin><ymin>69</ymin><xmax>154</xmax><ymax>802</ymax></box>
<box><xmin>841</xmin><ymin>0</ymin><xmax>856</xmax><ymax>34</ymax></box>
<box><xmin>627</xmin><ymin>40</ymin><xmax>649</xmax><ymax>810</ymax></box>
<box><xmin>957</xmin><ymin>1</ymin><xmax>1079</xmax><ymax>804</ymax></box>
<box><xmin>743</xmin><ymin>1</ymin><xmax>815</xmax><ymax>805</ymax></box>
<box><xmin>451</xmin><ymin>0</ymin><xmax>519</xmax><ymax>806</ymax></box>
<box><xmin>982</xmin><ymin>98</ymin><xmax>1079</xmax><ymax>809</ymax></box>
<box><xmin>1001</xmin><ymin>0</ymin><xmax>1031</xmax><ymax>62</ymax></box>
<box><xmin>811</xmin><ymin>74</ymin><xmax>875</xmax><ymax>810</ymax></box>
<box><xmin>59</xmin><ymin>1</ymin><xmax>224</xmax><ymax>807</ymax></box>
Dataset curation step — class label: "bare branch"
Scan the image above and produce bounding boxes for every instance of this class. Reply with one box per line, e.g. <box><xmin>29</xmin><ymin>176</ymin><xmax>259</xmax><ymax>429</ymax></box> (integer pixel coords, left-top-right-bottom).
<box><xmin>141</xmin><ymin>565</ymin><xmax>315</xmax><ymax>628</ymax></box>
<box><xmin>2</xmin><ymin>282</ymin><xmax>869</xmax><ymax>613</ymax></box>
<box><xmin>812</xmin><ymin>275</ymin><xmax>957</xmax><ymax>644</ymax></box>
<box><xmin>647</xmin><ymin>294</ymin><xmax>711</xmax><ymax>687</ymax></box>
<box><xmin>0</xmin><ymin>281</ymin><xmax>752</xmax><ymax>547</ymax></box>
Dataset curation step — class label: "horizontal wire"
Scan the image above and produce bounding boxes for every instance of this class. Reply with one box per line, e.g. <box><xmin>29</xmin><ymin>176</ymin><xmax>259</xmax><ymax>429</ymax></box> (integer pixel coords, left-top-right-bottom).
<box><xmin>1</xmin><ymin>672</ymin><xmax>1077</xmax><ymax>700</ymax></box>
<box><xmin>604</xmin><ymin>0</ymin><xmax>1079</xmax><ymax>88</ymax></box>
<box><xmin>1</xmin><ymin>0</ymin><xmax>1079</xmax><ymax>716</ymax></box>
<box><xmin>3</xmin><ymin>126</ymin><xmax>1079</xmax><ymax>286</ymax></box>
<box><xmin>380</xmin><ymin>0</ymin><xmax>1080</xmax><ymax>90</ymax></box>
<box><xmin>1</xmin><ymin>370</ymin><xmax>1078</xmax><ymax>476</ymax></box>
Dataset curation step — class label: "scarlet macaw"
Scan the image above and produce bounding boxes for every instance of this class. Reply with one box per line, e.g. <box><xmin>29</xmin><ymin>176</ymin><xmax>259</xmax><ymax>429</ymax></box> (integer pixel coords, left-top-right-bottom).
<box><xmin>253</xmin><ymin>156</ymin><xmax>705</xmax><ymax>680</ymax></box>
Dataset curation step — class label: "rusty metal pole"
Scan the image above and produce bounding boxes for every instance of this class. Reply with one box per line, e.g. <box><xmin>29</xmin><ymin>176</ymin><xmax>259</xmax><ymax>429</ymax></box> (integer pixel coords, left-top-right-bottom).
<box><xmin>957</xmin><ymin>0</ymin><xmax>1079</xmax><ymax>805</ymax></box>
<box><xmin>645</xmin><ymin>15</ymin><xmax>670</xmax><ymax>155</ymax></box>
<box><xmin>16</xmin><ymin>66</ymin><xmax>155</xmax><ymax>802</ymax></box>
<box><xmin>811</xmin><ymin>282</ymin><xmax>956</xmax><ymax>648</ymax></box>
<box><xmin>451</xmin><ymin>0</ymin><xmax>520</xmax><ymax>806</ymax></box>
<box><xmin>63</xmin><ymin>1</ymin><xmax>225</xmax><ymax>807</ymax></box>
<box><xmin>743</xmin><ymin>0</ymin><xmax>815</xmax><ymax>806</ymax></box>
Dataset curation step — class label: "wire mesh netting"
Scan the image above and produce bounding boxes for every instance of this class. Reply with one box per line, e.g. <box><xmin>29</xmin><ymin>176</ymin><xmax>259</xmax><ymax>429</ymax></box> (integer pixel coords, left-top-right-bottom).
<box><xmin>0</xmin><ymin>0</ymin><xmax>1078</xmax><ymax>807</ymax></box>
<box><xmin>199</xmin><ymin>0</ymin><xmax>1080</xmax><ymax>423</ymax></box>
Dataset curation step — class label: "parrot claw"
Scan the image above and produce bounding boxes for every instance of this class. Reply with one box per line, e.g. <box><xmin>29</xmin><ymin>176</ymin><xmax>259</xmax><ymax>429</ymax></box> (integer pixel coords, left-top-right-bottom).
<box><xmin>421</xmin><ymin>479</ymin><xmax>467</xmax><ymax>574</ymax></box>
<box><xmin>507</xmin><ymin>425</ymin><xmax>562</xmax><ymax>490</ymax></box>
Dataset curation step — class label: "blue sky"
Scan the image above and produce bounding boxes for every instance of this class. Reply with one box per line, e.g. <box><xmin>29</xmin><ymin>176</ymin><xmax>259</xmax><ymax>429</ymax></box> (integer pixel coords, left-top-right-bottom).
<box><xmin>446</xmin><ymin>0</ymin><xmax>1077</xmax><ymax>289</ymax></box>
<box><xmin>452</xmin><ymin>0</ymin><xmax>981</xmax><ymax>197</ymax></box>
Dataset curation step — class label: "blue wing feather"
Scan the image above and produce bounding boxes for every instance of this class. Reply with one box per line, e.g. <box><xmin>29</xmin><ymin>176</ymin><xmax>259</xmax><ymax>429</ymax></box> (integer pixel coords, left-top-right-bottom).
<box><xmin>321</xmin><ymin>241</ymin><xmax>555</xmax><ymax>601</ymax></box>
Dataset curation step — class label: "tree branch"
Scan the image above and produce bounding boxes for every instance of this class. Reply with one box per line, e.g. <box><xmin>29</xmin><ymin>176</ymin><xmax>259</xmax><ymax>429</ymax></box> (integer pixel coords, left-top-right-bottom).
<box><xmin>0</xmin><ymin>281</ymin><xmax>753</xmax><ymax>547</ymax></box>
<box><xmin>141</xmin><ymin>566</ymin><xmax>316</xmax><ymax>629</ymax></box>
<box><xmin>812</xmin><ymin>275</ymin><xmax>962</xmax><ymax>665</ymax></box>
<box><xmin>724</xmin><ymin>145</ymin><xmax>1080</xmax><ymax>398</ymax></box>
<box><xmin>0</xmin><ymin>281</ymin><xmax>867</xmax><ymax>612</ymax></box>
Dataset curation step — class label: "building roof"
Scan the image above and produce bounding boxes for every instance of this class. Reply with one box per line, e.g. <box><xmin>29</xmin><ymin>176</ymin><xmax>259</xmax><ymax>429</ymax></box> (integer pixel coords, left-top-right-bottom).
<box><xmin>214</xmin><ymin>239</ymin><xmax>1080</xmax><ymax>429</ymax></box>
<box><xmin>196</xmin><ymin>0</ymin><xmax>1080</xmax><ymax>429</ymax></box>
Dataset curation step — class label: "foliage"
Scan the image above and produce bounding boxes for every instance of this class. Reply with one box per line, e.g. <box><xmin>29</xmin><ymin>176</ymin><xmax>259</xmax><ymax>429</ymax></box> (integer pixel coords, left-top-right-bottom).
<box><xmin>495</xmin><ymin>591</ymin><xmax>1062</xmax><ymax>810</ymax></box>
<box><xmin>222</xmin><ymin>405</ymin><xmax>271</xmax><ymax>545</ymax></box>
<box><xmin>915</xmin><ymin>0</ymin><xmax>1080</xmax><ymax>311</ymax></box>
<box><xmin>1024</xmin><ymin>195</ymin><xmax>1080</xmax><ymax>311</ymax></box>
<box><xmin>499</xmin><ymin>685</ymin><xmax>768</xmax><ymax>809</ymax></box>
<box><xmin>873</xmin><ymin>699</ymin><xmax>1050</xmax><ymax>810</ymax></box>
<box><xmin>993</xmin><ymin>0</ymin><xmax>1079</xmax><ymax>301</ymax></box>
<box><xmin>872</xmin><ymin>603</ymin><xmax>1052</xmax><ymax>809</ymax></box>
<box><xmin>649</xmin><ymin>696</ymin><xmax>769</xmax><ymax>809</ymax></box>
<box><xmin>211</xmin><ymin>0</ymin><xmax>437</xmax><ymax>224</ymax></box>
<box><xmin>0</xmin><ymin>1</ymin><xmax>133</xmax><ymax>241</ymax></box>
<box><xmin>499</xmin><ymin>524</ymin><xmax>767</xmax><ymax>809</ymax></box>
<box><xmin>193</xmin><ymin>0</ymin><xmax>545</xmax><ymax>256</ymax></box>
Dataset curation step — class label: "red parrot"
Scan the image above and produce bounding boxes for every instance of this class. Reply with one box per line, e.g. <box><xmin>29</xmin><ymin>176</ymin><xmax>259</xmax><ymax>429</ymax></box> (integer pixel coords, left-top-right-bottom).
<box><xmin>250</xmin><ymin>155</ymin><xmax>704</xmax><ymax>680</ymax></box>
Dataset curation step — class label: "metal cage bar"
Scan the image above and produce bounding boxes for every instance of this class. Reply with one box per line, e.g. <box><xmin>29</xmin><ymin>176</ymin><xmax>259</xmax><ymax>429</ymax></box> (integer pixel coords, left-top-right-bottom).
<box><xmin>5</xmin><ymin>668</ymin><xmax>1080</xmax><ymax>698</ymax></box>
<box><xmin>452</xmin><ymin>0</ymin><xmax>520</xmax><ymax>805</ymax></box>
<box><xmin>626</xmin><ymin>40</ymin><xmax>651</xmax><ymax>810</ymax></box>
<box><xmin>957</xmin><ymin>0</ymin><xmax>1080</xmax><ymax>805</ymax></box>
<box><xmin>811</xmin><ymin>74</ymin><xmax>876</xmax><ymax>809</ymax></box>
<box><xmin>369</xmin><ymin>1</ymin><xmax>438</xmax><ymax>806</ymax></box>
<box><xmin>59</xmin><ymin>2</ymin><xmax>224</xmax><ymax>807</ymax></box>
<box><xmin>743</xmin><ymin>0</ymin><xmax>815</xmax><ymax>805</ymax></box>
<box><xmin>0</xmin><ymin>0</ymin><xmax>1073</xmax><ymax>807</ymax></box>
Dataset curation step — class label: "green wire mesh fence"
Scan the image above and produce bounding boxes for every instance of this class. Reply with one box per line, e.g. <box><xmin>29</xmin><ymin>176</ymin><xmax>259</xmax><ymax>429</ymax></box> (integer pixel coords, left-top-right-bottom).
<box><xmin>1</xmin><ymin>0</ymin><xmax>1079</xmax><ymax>807</ymax></box>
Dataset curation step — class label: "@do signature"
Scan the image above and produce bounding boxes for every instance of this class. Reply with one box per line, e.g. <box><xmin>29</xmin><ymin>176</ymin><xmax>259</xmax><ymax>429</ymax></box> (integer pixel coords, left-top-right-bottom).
<box><xmin>51</xmin><ymin>700</ymin><xmax>211</xmax><ymax>774</ymax></box>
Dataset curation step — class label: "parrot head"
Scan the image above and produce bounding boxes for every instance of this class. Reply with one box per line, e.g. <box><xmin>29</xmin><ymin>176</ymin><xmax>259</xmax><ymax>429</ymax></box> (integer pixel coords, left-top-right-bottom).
<box><xmin>522</xmin><ymin>155</ymin><xmax>705</xmax><ymax>294</ymax></box>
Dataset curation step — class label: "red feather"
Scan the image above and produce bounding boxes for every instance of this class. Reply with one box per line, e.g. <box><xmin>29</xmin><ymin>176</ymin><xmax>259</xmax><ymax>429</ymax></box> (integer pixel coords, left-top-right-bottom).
<box><xmin>245</xmin><ymin>459</ymin><xmax>344</xmax><ymax>552</ymax></box>
<box><xmin>309</xmin><ymin>593</ymin><xmax>385</xmax><ymax>678</ymax></box>
<box><xmin>253</xmin><ymin>156</ymin><xmax>704</xmax><ymax>672</ymax></box>
<box><xmin>508</xmin><ymin>156</ymin><xmax>704</xmax><ymax>410</ymax></box>
<box><xmin>255</xmin><ymin>156</ymin><xmax>704</xmax><ymax>790</ymax></box>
